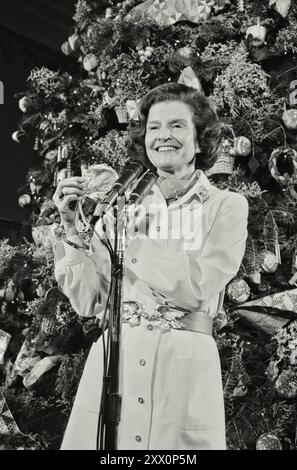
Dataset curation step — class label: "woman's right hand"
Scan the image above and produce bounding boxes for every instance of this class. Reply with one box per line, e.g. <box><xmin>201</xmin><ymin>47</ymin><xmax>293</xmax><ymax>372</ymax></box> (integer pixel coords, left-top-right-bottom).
<box><xmin>52</xmin><ymin>177</ymin><xmax>86</xmax><ymax>233</ymax></box>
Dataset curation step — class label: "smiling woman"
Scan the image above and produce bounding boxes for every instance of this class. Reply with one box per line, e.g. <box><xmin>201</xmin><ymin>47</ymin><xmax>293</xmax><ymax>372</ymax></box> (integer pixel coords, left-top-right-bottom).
<box><xmin>52</xmin><ymin>82</ymin><xmax>249</xmax><ymax>450</ymax></box>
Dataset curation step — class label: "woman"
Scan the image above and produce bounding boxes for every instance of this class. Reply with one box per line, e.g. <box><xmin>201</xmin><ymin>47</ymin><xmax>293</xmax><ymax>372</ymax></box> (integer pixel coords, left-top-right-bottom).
<box><xmin>53</xmin><ymin>83</ymin><xmax>248</xmax><ymax>450</ymax></box>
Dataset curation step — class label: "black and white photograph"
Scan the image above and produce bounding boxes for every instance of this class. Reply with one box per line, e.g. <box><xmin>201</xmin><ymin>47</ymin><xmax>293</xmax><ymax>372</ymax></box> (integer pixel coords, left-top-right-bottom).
<box><xmin>0</xmin><ymin>0</ymin><xmax>297</xmax><ymax>458</ymax></box>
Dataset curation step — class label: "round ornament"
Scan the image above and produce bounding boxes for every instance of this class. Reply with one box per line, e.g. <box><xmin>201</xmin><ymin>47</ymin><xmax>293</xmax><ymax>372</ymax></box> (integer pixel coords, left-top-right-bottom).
<box><xmin>226</xmin><ymin>278</ymin><xmax>250</xmax><ymax>303</ymax></box>
<box><xmin>260</xmin><ymin>251</ymin><xmax>278</xmax><ymax>273</ymax></box>
<box><xmin>282</xmin><ymin>108</ymin><xmax>297</xmax><ymax>130</ymax></box>
<box><xmin>18</xmin><ymin>96</ymin><xmax>33</xmax><ymax>113</ymax></box>
<box><xmin>231</xmin><ymin>136</ymin><xmax>252</xmax><ymax>157</ymax></box>
<box><xmin>83</xmin><ymin>54</ymin><xmax>98</xmax><ymax>72</ymax></box>
<box><xmin>256</xmin><ymin>434</ymin><xmax>282</xmax><ymax>450</ymax></box>
<box><xmin>275</xmin><ymin>368</ymin><xmax>297</xmax><ymax>399</ymax></box>
<box><xmin>18</xmin><ymin>194</ymin><xmax>32</xmax><ymax>208</ymax></box>
<box><xmin>269</xmin><ymin>147</ymin><xmax>297</xmax><ymax>185</ymax></box>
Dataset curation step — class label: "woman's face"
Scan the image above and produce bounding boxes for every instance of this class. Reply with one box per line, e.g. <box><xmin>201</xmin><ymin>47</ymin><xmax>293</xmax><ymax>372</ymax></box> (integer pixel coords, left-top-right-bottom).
<box><xmin>144</xmin><ymin>100</ymin><xmax>200</xmax><ymax>175</ymax></box>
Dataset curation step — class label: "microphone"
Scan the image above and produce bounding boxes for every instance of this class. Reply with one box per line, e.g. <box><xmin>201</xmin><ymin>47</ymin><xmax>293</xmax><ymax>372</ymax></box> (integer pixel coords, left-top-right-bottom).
<box><xmin>127</xmin><ymin>171</ymin><xmax>157</xmax><ymax>206</ymax></box>
<box><xmin>91</xmin><ymin>161</ymin><xmax>146</xmax><ymax>222</ymax></box>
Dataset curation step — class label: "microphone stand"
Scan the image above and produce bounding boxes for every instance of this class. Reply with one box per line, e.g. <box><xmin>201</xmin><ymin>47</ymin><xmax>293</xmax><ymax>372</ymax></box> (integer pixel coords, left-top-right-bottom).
<box><xmin>99</xmin><ymin>170</ymin><xmax>156</xmax><ymax>449</ymax></box>
<box><xmin>102</xmin><ymin>195</ymin><xmax>127</xmax><ymax>450</ymax></box>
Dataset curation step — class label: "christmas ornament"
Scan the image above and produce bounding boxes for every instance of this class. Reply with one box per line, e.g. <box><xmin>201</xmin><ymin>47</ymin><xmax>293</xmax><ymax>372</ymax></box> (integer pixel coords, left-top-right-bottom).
<box><xmin>213</xmin><ymin>308</ymin><xmax>228</xmax><ymax>330</ymax></box>
<box><xmin>289</xmin><ymin>249</ymin><xmax>297</xmax><ymax>286</ymax></box>
<box><xmin>248</xmin><ymin>270</ymin><xmax>261</xmax><ymax>285</ymax></box>
<box><xmin>266</xmin><ymin>360</ymin><xmax>279</xmax><ymax>381</ymax></box>
<box><xmin>18</xmin><ymin>96</ymin><xmax>34</xmax><ymax>113</ymax></box>
<box><xmin>126</xmin><ymin>99</ymin><xmax>141</xmax><ymax>121</ymax></box>
<box><xmin>275</xmin><ymin>368</ymin><xmax>297</xmax><ymax>399</ymax></box>
<box><xmin>233</xmin><ymin>378</ymin><xmax>248</xmax><ymax>397</ymax></box>
<box><xmin>68</xmin><ymin>33</ymin><xmax>80</xmax><ymax>52</ymax></box>
<box><xmin>41</xmin><ymin>317</ymin><xmax>56</xmax><ymax>335</ymax></box>
<box><xmin>205</xmin><ymin>138</ymin><xmax>235</xmax><ymax>176</ymax></box>
<box><xmin>11</xmin><ymin>129</ymin><xmax>27</xmax><ymax>143</ymax></box>
<box><xmin>44</xmin><ymin>150</ymin><xmax>58</xmax><ymax>163</ymax></box>
<box><xmin>178</xmin><ymin>46</ymin><xmax>194</xmax><ymax>60</ymax></box>
<box><xmin>23</xmin><ymin>356</ymin><xmax>62</xmax><ymax>390</ymax></box>
<box><xmin>137</xmin><ymin>45</ymin><xmax>155</xmax><ymax>64</ymax></box>
<box><xmin>230</xmin><ymin>288</ymin><xmax>297</xmax><ymax>335</ymax></box>
<box><xmin>0</xmin><ymin>329</ymin><xmax>11</xmax><ymax>365</ymax></box>
<box><xmin>61</xmin><ymin>41</ymin><xmax>72</xmax><ymax>56</ymax></box>
<box><xmin>226</xmin><ymin>278</ymin><xmax>250</xmax><ymax>304</ymax></box>
<box><xmin>289</xmin><ymin>348</ymin><xmax>297</xmax><ymax>365</ymax></box>
<box><xmin>230</xmin><ymin>136</ymin><xmax>252</xmax><ymax>157</ymax></box>
<box><xmin>83</xmin><ymin>53</ymin><xmax>98</xmax><ymax>72</ymax></box>
<box><xmin>0</xmin><ymin>280</ymin><xmax>17</xmax><ymax>303</ymax></box>
<box><xmin>237</xmin><ymin>0</ymin><xmax>245</xmax><ymax>11</ymax></box>
<box><xmin>105</xmin><ymin>7</ymin><xmax>113</xmax><ymax>19</ymax></box>
<box><xmin>282</xmin><ymin>108</ymin><xmax>297</xmax><ymax>130</ymax></box>
<box><xmin>256</xmin><ymin>434</ymin><xmax>282</xmax><ymax>450</ymax></box>
<box><xmin>127</xmin><ymin>0</ymin><xmax>215</xmax><ymax>26</ymax></box>
<box><xmin>178</xmin><ymin>66</ymin><xmax>204</xmax><ymax>94</ymax></box>
<box><xmin>0</xmin><ymin>388</ymin><xmax>21</xmax><ymax>435</ymax></box>
<box><xmin>29</xmin><ymin>176</ymin><xmax>41</xmax><ymax>195</ymax></box>
<box><xmin>269</xmin><ymin>0</ymin><xmax>291</xmax><ymax>18</ymax></box>
<box><xmin>246</xmin><ymin>24</ymin><xmax>267</xmax><ymax>47</ymax></box>
<box><xmin>18</xmin><ymin>194</ymin><xmax>31</xmax><ymax>208</ymax></box>
<box><xmin>6</xmin><ymin>339</ymin><xmax>41</xmax><ymax>387</ymax></box>
<box><xmin>115</xmin><ymin>106</ymin><xmax>129</xmax><ymax>123</ymax></box>
<box><xmin>269</xmin><ymin>147</ymin><xmax>297</xmax><ymax>185</ymax></box>
<box><xmin>259</xmin><ymin>251</ymin><xmax>278</xmax><ymax>273</ymax></box>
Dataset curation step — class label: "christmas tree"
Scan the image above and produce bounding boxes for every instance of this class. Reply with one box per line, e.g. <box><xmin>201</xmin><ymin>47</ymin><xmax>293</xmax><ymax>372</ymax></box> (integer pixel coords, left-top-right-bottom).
<box><xmin>0</xmin><ymin>0</ymin><xmax>297</xmax><ymax>450</ymax></box>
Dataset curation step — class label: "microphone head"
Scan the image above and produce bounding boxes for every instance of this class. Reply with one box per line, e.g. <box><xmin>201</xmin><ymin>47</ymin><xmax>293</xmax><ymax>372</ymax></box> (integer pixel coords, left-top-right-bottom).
<box><xmin>128</xmin><ymin>171</ymin><xmax>157</xmax><ymax>205</ymax></box>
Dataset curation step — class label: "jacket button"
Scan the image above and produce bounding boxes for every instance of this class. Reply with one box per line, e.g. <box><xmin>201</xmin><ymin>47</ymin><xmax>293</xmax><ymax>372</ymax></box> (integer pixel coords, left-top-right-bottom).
<box><xmin>138</xmin><ymin>397</ymin><xmax>144</xmax><ymax>404</ymax></box>
<box><xmin>135</xmin><ymin>435</ymin><xmax>142</xmax><ymax>442</ymax></box>
<box><xmin>147</xmin><ymin>324</ymin><xmax>153</xmax><ymax>331</ymax></box>
<box><xmin>156</xmin><ymin>226</ymin><xmax>160</xmax><ymax>232</ymax></box>
<box><xmin>131</xmin><ymin>258</ymin><xmax>137</xmax><ymax>264</ymax></box>
<box><xmin>139</xmin><ymin>359</ymin><xmax>146</xmax><ymax>366</ymax></box>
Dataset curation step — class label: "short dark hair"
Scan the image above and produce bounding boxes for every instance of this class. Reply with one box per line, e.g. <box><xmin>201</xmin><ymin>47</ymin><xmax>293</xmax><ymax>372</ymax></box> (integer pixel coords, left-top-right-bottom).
<box><xmin>127</xmin><ymin>82</ymin><xmax>223</xmax><ymax>171</ymax></box>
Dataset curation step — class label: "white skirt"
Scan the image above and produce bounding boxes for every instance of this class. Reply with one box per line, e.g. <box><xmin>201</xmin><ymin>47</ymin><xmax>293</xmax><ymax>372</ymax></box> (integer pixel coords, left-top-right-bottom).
<box><xmin>61</xmin><ymin>320</ymin><xmax>226</xmax><ymax>450</ymax></box>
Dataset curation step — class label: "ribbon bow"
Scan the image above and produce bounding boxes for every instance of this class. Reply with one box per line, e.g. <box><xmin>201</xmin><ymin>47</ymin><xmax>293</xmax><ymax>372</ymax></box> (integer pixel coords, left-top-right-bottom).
<box><xmin>178</xmin><ymin>66</ymin><xmax>204</xmax><ymax>94</ymax></box>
